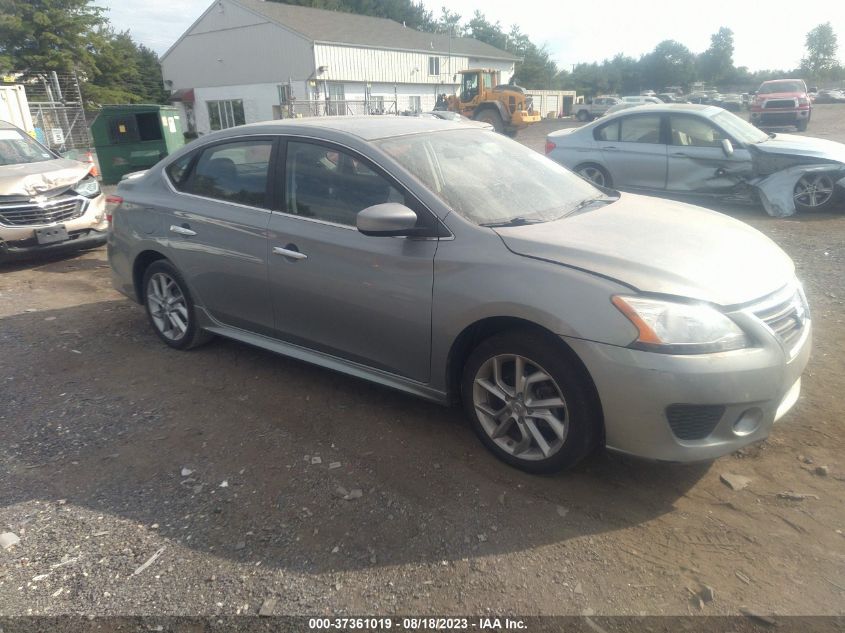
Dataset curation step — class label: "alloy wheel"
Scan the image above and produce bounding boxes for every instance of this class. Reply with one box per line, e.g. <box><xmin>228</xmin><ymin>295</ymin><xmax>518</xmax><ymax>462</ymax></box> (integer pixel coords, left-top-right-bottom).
<box><xmin>472</xmin><ymin>354</ymin><xmax>569</xmax><ymax>461</ymax></box>
<box><xmin>578</xmin><ymin>166</ymin><xmax>606</xmax><ymax>187</ymax></box>
<box><xmin>794</xmin><ymin>173</ymin><xmax>834</xmax><ymax>208</ymax></box>
<box><xmin>146</xmin><ymin>272</ymin><xmax>189</xmax><ymax>341</ymax></box>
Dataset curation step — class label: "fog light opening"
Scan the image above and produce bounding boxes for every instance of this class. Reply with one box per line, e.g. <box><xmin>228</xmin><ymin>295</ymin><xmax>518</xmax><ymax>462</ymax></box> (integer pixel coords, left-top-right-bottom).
<box><xmin>733</xmin><ymin>408</ymin><xmax>763</xmax><ymax>436</ymax></box>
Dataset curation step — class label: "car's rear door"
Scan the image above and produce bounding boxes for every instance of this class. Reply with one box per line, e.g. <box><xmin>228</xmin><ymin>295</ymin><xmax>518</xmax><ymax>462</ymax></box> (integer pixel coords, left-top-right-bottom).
<box><xmin>164</xmin><ymin>136</ymin><xmax>276</xmax><ymax>334</ymax></box>
<box><xmin>666</xmin><ymin>115</ymin><xmax>753</xmax><ymax>194</ymax></box>
<box><xmin>266</xmin><ymin>138</ymin><xmax>438</xmax><ymax>383</ymax></box>
<box><xmin>597</xmin><ymin>113</ymin><xmax>667</xmax><ymax>190</ymax></box>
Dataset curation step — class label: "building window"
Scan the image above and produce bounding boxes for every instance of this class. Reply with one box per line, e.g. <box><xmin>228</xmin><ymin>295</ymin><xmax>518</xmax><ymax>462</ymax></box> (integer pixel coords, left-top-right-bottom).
<box><xmin>428</xmin><ymin>56</ymin><xmax>440</xmax><ymax>76</ymax></box>
<box><xmin>207</xmin><ymin>100</ymin><xmax>245</xmax><ymax>130</ymax></box>
<box><xmin>409</xmin><ymin>96</ymin><xmax>421</xmax><ymax>113</ymax></box>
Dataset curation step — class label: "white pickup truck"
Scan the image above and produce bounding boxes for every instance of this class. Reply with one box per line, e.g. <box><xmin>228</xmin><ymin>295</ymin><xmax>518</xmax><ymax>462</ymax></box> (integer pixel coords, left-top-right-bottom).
<box><xmin>574</xmin><ymin>96</ymin><xmax>622</xmax><ymax>122</ymax></box>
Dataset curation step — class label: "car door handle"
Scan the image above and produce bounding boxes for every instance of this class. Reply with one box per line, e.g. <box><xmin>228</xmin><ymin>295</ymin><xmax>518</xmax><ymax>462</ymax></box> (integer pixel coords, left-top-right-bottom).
<box><xmin>273</xmin><ymin>246</ymin><xmax>307</xmax><ymax>260</ymax></box>
<box><xmin>671</xmin><ymin>152</ymin><xmax>688</xmax><ymax>157</ymax></box>
<box><xmin>169</xmin><ymin>224</ymin><xmax>196</xmax><ymax>236</ymax></box>
<box><xmin>603</xmin><ymin>146</ymin><xmax>619</xmax><ymax>151</ymax></box>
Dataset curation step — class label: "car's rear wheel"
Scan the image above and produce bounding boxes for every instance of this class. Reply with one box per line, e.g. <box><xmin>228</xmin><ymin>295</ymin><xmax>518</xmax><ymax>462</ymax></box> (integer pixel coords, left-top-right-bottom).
<box><xmin>143</xmin><ymin>260</ymin><xmax>212</xmax><ymax>350</ymax></box>
<box><xmin>794</xmin><ymin>172</ymin><xmax>837</xmax><ymax>212</ymax></box>
<box><xmin>576</xmin><ymin>110</ymin><xmax>591</xmax><ymax>122</ymax></box>
<box><xmin>575</xmin><ymin>163</ymin><xmax>612</xmax><ymax>188</ymax></box>
<box><xmin>462</xmin><ymin>329</ymin><xmax>601</xmax><ymax>474</ymax></box>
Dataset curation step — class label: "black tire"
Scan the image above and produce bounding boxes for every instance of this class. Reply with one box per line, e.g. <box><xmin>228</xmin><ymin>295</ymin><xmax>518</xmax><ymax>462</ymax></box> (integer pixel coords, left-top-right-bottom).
<box><xmin>473</xmin><ymin>108</ymin><xmax>504</xmax><ymax>133</ymax></box>
<box><xmin>576</xmin><ymin>110</ymin><xmax>591</xmax><ymax>122</ymax></box>
<box><xmin>461</xmin><ymin>328</ymin><xmax>602</xmax><ymax>474</ymax></box>
<box><xmin>796</xmin><ymin>118</ymin><xmax>808</xmax><ymax>132</ymax></box>
<box><xmin>142</xmin><ymin>260</ymin><xmax>212</xmax><ymax>350</ymax></box>
<box><xmin>574</xmin><ymin>163</ymin><xmax>613</xmax><ymax>189</ymax></box>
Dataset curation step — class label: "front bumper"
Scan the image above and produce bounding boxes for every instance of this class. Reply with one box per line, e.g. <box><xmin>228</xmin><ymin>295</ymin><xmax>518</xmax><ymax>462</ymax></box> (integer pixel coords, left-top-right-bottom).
<box><xmin>0</xmin><ymin>194</ymin><xmax>107</xmax><ymax>263</ymax></box>
<box><xmin>750</xmin><ymin>108</ymin><xmax>810</xmax><ymax>126</ymax></box>
<box><xmin>564</xmin><ymin>317</ymin><xmax>811</xmax><ymax>462</ymax></box>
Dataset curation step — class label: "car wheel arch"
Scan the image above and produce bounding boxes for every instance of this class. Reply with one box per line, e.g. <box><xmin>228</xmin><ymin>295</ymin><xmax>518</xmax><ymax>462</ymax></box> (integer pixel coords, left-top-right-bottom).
<box><xmin>132</xmin><ymin>250</ymin><xmax>169</xmax><ymax>303</ymax></box>
<box><xmin>444</xmin><ymin>317</ymin><xmax>603</xmax><ymax>426</ymax></box>
<box><xmin>574</xmin><ymin>162</ymin><xmax>613</xmax><ymax>188</ymax></box>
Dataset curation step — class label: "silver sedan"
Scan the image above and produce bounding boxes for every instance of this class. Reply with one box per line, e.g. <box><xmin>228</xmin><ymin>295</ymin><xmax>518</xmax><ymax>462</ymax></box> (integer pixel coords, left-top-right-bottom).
<box><xmin>546</xmin><ymin>103</ymin><xmax>845</xmax><ymax>215</ymax></box>
<box><xmin>108</xmin><ymin>116</ymin><xmax>810</xmax><ymax>473</ymax></box>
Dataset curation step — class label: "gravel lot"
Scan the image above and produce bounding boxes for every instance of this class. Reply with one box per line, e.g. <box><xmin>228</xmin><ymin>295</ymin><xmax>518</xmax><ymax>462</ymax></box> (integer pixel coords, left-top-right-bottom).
<box><xmin>1</xmin><ymin>105</ymin><xmax>844</xmax><ymax>620</ymax></box>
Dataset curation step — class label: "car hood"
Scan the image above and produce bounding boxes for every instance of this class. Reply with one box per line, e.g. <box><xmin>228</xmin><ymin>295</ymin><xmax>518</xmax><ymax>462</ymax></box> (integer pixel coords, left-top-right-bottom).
<box><xmin>754</xmin><ymin>133</ymin><xmax>845</xmax><ymax>164</ymax></box>
<box><xmin>494</xmin><ymin>193</ymin><xmax>794</xmax><ymax>306</ymax></box>
<box><xmin>0</xmin><ymin>158</ymin><xmax>88</xmax><ymax>198</ymax></box>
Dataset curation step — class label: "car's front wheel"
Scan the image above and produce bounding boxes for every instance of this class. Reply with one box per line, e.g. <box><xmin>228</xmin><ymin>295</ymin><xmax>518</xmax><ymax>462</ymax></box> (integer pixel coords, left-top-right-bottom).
<box><xmin>462</xmin><ymin>329</ymin><xmax>601</xmax><ymax>474</ymax></box>
<box><xmin>794</xmin><ymin>172</ymin><xmax>837</xmax><ymax>212</ymax></box>
<box><xmin>142</xmin><ymin>260</ymin><xmax>212</xmax><ymax>350</ymax></box>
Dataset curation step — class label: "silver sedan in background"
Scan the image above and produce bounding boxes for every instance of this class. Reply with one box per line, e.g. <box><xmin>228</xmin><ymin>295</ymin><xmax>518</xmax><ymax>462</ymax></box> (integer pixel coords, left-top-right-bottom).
<box><xmin>546</xmin><ymin>103</ymin><xmax>845</xmax><ymax>215</ymax></box>
<box><xmin>109</xmin><ymin>117</ymin><xmax>809</xmax><ymax>473</ymax></box>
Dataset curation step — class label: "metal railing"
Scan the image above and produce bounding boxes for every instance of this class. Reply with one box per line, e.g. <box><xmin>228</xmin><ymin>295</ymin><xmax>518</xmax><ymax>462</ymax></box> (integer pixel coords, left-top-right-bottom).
<box><xmin>284</xmin><ymin>99</ymin><xmax>399</xmax><ymax>118</ymax></box>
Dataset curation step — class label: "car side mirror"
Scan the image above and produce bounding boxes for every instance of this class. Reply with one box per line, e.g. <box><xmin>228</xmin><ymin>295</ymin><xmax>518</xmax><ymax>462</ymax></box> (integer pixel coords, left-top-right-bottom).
<box><xmin>721</xmin><ymin>139</ymin><xmax>734</xmax><ymax>157</ymax></box>
<box><xmin>357</xmin><ymin>203</ymin><xmax>419</xmax><ymax>237</ymax></box>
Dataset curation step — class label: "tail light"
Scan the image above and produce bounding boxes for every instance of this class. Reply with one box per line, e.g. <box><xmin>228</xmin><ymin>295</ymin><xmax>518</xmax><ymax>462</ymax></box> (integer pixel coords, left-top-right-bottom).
<box><xmin>105</xmin><ymin>195</ymin><xmax>123</xmax><ymax>224</ymax></box>
<box><xmin>545</xmin><ymin>140</ymin><xmax>556</xmax><ymax>155</ymax></box>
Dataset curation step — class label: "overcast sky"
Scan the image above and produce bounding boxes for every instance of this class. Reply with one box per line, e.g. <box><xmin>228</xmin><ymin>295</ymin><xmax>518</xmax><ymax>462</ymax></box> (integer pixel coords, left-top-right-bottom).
<box><xmin>101</xmin><ymin>0</ymin><xmax>845</xmax><ymax>71</ymax></box>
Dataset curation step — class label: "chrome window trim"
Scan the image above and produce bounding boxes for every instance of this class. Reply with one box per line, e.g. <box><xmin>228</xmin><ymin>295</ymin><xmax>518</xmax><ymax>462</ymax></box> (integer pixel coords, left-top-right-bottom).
<box><xmin>159</xmin><ymin>131</ymin><xmax>453</xmax><ymax>239</ymax></box>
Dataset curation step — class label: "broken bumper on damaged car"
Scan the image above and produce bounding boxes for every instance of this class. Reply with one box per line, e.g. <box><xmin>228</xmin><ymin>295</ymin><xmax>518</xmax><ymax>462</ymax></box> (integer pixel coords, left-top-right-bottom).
<box><xmin>0</xmin><ymin>194</ymin><xmax>108</xmax><ymax>263</ymax></box>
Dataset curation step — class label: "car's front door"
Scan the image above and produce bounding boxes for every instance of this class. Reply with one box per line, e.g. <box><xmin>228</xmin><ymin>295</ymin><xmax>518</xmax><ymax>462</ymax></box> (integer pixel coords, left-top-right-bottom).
<box><xmin>164</xmin><ymin>137</ymin><xmax>276</xmax><ymax>335</ymax></box>
<box><xmin>267</xmin><ymin>139</ymin><xmax>438</xmax><ymax>383</ymax></box>
<box><xmin>666</xmin><ymin>115</ymin><xmax>753</xmax><ymax>194</ymax></box>
<box><xmin>596</xmin><ymin>114</ymin><xmax>667</xmax><ymax>190</ymax></box>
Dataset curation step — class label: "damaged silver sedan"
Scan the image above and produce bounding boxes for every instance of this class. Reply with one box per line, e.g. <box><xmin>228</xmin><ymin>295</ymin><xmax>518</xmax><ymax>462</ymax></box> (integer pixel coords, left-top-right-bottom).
<box><xmin>545</xmin><ymin>103</ymin><xmax>845</xmax><ymax>217</ymax></box>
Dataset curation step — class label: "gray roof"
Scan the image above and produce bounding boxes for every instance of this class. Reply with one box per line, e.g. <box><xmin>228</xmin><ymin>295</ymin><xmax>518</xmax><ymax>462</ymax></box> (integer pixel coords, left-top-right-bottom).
<box><xmin>233</xmin><ymin>0</ymin><xmax>519</xmax><ymax>61</ymax></box>
<box><xmin>233</xmin><ymin>115</ymin><xmax>476</xmax><ymax>141</ymax></box>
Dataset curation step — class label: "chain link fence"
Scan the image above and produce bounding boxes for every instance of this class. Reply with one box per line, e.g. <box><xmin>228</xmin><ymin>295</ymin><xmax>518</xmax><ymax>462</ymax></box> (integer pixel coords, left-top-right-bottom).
<box><xmin>4</xmin><ymin>71</ymin><xmax>90</xmax><ymax>153</ymax></box>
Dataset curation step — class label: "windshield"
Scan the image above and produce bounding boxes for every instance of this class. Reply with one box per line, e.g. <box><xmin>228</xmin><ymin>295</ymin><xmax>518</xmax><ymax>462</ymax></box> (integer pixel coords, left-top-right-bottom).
<box><xmin>758</xmin><ymin>81</ymin><xmax>805</xmax><ymax>94</ymax></box>
<box><xmin>712</xmin><ymin>110</ymin><xmax>770</xmax><ymax>145</ymax></box>
<box><xmin>376</xmin><ymin>129</ymin><xmax>602</xmax><ymax>225</ymax></box>
<box><xmin>0</xmin><ymin>128</ymin><xmax>54</xmax><ymax>166</ymax></box>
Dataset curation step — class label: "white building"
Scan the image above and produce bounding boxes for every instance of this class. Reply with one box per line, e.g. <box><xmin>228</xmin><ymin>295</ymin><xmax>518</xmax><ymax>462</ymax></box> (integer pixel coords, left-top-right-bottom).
<box><xmin>160</xmin><ymin>0</ymin><xmax>519</xmax><ymax>135</ymax></box>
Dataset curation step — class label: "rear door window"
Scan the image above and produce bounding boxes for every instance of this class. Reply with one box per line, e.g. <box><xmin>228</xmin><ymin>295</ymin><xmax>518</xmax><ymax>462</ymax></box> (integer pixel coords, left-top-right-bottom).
<box><xmin>185</xmin><ymin>139</ymin><xmax>273</xmax><ymax>208</ymax></box>
<box><xmin>619</xmin><ymin>115</ymin><xmax>662</xmax><ymax>144</ymax></box>
<box><xmin>595</xmin><ymin>120</ymin><xmax>620</xmax><ymax>142</ymax></box>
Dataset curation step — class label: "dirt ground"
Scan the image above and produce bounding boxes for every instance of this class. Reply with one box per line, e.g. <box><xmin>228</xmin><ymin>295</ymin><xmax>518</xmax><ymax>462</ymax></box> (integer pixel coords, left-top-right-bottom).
<box><xmin>1</xmin><ymin>106</ymin><xmax>844</xmax><ymax>621</ymax></box>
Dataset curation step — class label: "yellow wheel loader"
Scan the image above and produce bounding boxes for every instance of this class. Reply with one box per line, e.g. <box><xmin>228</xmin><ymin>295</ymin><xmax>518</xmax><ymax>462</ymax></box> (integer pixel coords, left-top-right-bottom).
<box><xmin>442</xmin><ymin>69</ymin><xmax>541</xmax><ymax>136</ymax></box>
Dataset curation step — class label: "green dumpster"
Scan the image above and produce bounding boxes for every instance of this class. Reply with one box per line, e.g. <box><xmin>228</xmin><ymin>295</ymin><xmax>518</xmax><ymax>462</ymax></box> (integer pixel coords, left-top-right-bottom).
<box><xmin>90</xmin><ymin>105</ymin><xmax>185</xmax><ymax>184</ymax></box>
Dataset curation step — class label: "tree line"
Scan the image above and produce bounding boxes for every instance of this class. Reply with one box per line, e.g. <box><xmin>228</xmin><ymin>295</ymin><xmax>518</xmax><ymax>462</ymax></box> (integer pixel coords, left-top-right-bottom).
<box><xmin>0</xmin><ymin>0</ymin><xmax>842</xmax><ymax>107</ymax></box>
<box><xmin>0</xmin><ymin>0</ymin><xmax>168</xmax><ymax>105</ymax></box>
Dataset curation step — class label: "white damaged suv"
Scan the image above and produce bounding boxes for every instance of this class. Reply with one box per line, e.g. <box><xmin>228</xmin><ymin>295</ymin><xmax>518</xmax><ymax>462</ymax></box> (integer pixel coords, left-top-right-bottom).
<box><xmin>0</xmin><ymin>121</ymin><xmax>107</xmax><ymax>263</ymax></box>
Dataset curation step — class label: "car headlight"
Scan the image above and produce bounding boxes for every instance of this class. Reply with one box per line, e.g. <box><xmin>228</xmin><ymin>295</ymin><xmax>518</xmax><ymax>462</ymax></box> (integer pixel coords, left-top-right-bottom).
<box><xmin>612</xmin><ymin>295</ymin><xmax>749</xmax><ymax>354</ymax></box>
<box><xmin>73</xmin><ymin>174</ymin><xmax>101</xmax><ymax>198</ymax></box>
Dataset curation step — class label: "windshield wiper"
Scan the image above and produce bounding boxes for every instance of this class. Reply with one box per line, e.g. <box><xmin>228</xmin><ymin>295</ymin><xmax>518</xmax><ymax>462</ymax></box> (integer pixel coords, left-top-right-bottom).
<box><xmin>480</xmin><ymin>216</ymin><xmax>544</xmax><ymax>228</ymax></box>
<box><xmin>566</xmin><ymin>195</ymin><xmax>618</xmax><ymax>216</ymax></box>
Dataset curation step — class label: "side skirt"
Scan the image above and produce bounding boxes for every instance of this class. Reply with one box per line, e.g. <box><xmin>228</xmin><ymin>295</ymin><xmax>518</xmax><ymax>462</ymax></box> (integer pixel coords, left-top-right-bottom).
<box><xmin>195</xmin><ymin>307</ymin><xmax>449</xmax><ymax>405</ymax></box>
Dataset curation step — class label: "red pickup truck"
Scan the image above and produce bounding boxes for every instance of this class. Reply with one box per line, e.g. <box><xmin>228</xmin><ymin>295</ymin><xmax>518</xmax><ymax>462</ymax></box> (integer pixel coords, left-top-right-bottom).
<box><xmin>749</xmin><ymin>79</ymin><xmax>812</xmax><ymax>131</ymax></box>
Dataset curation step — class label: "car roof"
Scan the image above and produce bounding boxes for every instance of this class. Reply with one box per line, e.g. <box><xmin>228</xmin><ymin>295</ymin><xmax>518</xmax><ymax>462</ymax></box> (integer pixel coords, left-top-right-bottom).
<box><xmin>0</xmin><ymin>120</ymin><xmax>23</xmax><ymax>130</ymax></box>
<box><xmin>603</xmin><ymin>103</ymin><xmax>721</xmax><ymax>117</ymax></box>
<box><xmin>232</xmin><ymin>115</ymin><xmax>476</xmax><ymax>141</ymax></box>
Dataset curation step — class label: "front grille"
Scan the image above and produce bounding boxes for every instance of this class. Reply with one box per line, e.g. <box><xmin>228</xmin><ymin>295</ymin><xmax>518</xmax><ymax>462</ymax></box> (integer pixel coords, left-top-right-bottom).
<box><xmin>0</xmin><ymin>197</ymin><xmax>84</xmax><ymax>226</ymax></box>
<box><xmin>750</xmin><ymin>286</ymin><xmax>808</xmax><ymax>351</ymax></box>
<box><xmin>764</xmin><ymin>99</ymin><xmax>796</xmax><ymax>109</ymax></box>
<box><xmin>666</xmin><ymin>404</ymin><xmax>725</xmax><ymax>440</ymax></box>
